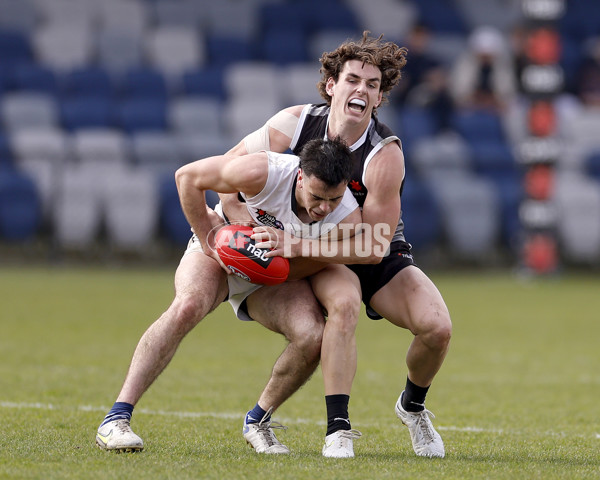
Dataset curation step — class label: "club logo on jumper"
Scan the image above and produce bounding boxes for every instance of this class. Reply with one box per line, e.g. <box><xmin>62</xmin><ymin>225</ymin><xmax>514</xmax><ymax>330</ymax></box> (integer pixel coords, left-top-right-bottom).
<box><xmin>255</xmin><ymin>209</ymin><xmax>284</xmax><ymax>230</ymax></box>
<box><xmin>349</xmin><ymin>180</ymin><xmax>362</xmax><ymax>192</ymax></box>
<box><xmin>228</xmin><ymin>230</ymin><xmax>273</xmax><ymax>266</ymax></box>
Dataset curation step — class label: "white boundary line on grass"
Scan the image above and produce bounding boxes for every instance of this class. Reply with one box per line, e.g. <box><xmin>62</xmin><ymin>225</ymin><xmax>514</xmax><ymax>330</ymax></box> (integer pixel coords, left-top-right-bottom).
<box><xmin>1</xmin><ymin>401</ymin><xmax>598</xmax><ymax>439</ymax></box>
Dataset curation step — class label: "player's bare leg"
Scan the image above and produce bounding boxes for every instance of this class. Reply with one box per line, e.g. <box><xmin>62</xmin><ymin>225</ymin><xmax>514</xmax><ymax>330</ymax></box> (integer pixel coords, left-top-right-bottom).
<box><xmin>96</xmin><ymin>252</ymin><xmax>228</xmax><ymax>452</ymax></box>
<box><xmin>310</xmin><ymin>264</ymin><xmax>363</xmax><ymax>458</ymax></box>
<box><xmin>369</xmin><ymin>265</ymin><xmax>451</xmax><ymax>458</ymax></box>
<box><xmin>241</xmin><ymin>279</ymin><xmax>325</xmax><ymax>454</ymax></box>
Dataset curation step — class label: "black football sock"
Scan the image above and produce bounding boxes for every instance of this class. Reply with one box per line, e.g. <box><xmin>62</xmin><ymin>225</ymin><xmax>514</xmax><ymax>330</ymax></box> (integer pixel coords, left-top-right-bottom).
<box><xmin>402</xmin><ymin>377</ymin><xmax>430</xmax><ymax>412</ymax></box>
<box><xmin>325</xmin><ymin>394</ymin><xmax>351</xmax><ymax>436</ymax></box>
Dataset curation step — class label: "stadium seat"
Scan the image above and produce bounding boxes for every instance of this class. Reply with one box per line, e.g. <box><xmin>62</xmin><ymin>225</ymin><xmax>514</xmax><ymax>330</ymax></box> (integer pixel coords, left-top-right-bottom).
<box><xmin>397</xmin><ymin>106</ymin><xmax>439</xmax><ymax>156</ymax></box>
<box><xmin>104</xmin><ymin>166</ymin><xmax>159</xmax><ymax>250</ymax></box>
<box><xmin>152</xmin><ymin>0</ymin><xmax>202</xmax><ymax>29</ymax></box>
<box><xmin>0</xmin><ymin>131</ymin><xmax>12</xmax><ymax>168</ymax></box>
<box><xmin>175</xmin><ymin>132</ymin><xmax>234</xmax><ymax>164</ymax></box>
<box><xmin>61</xmin><ymin>66</ymin><xmax>114</xmax><ymax>99</ymax></box>
<box><xmin>258</xmin><ymin>3</ymin><xmax>311</xmax><ymax>35</ymax></box>
<box><xmin>53</xmin><ymin>163</ymin><xmax>104</xmax><ymax>249</ymax></box>
<box><xmin>158</xmin><ymin>172</ymin><xmax>221</xmax><ymax>246</ymax></box>
<box><xmin>96</xmin><ymin>29</ymin><xmax>144</xmax><ymax>74</ymax></box>
<box><xmin>401</xmin><ymin>175</ymin><xmax>442</xmax><ymax>251</ymax></box>
<box><xmin>11</xmin><ymin>63</ymin><xmax>58</xmax><ymax>95</ymax></box>
<box><xmin>11</xmin><ymin>127</ymin><xmax>69</xmax><ymax>168</ymax></box>
<box><xmin>224</xmin><ymin>62</ymin><xmax>282</xmax><ymax>105</ymax></box>
<box><xmin>280</xmin><ymin>63</ymin><xmax>322</xmax><ymax>105</ymax></box>
<box><xmin>428</xmin><ymin>171</ymin><xmax>501</xmax><ymax>260</ymax></box>
<box><xmin>307</xmin><ymin>30</ymin><xmax>358</xmax><ymax>63</ymax></box>
<box><xmin>118</xmin><ymin>67</ymin><xmax>169</xmax><ymax>101</ymax></box>
<box><xmin>0</xmin><ymin>0</ymin><xmax>38</xmax><ymax>32</ymax></box>
<box><xmin>413</xmin><ymin>0</ymin><xmax>468</xmax><ymax>35</ymax></box>
<box><xmin>204</xmin><ymin>0</ymin><xmax>260</xmax><ymax>39</ymax></box>
<box><xmin>60</xmin><ymin>96</ymin><xmax>115</xmax><ymax>131</ymax></box>
<box><xmin>0</xmin><ymin>167</ymin><xmax>41</xmax><ymax>241</ymax></box>
<box><xmin>260</xmin><ymin>28</ymin><xmax>309</xmax><ymax>66</ymax></box>
<box><xmin>307</xmin><ymin>1</ymin><xmax>360</xmax><ymax>33</ymax></box>
<box><xmin>181</xmin><ymin>66</ymin><xmax>227</xmax><ymax>101</ymax></box>
<box><xmin>130</xmin><ymin>131</ymin><xmax>184</xmax><ymax>178</ymax></box>
<box><xmin>158</xmin><ymin>172</ymin><xmax>191</xmax><ymax>245</ymax></box>
<box><xmin>223</xmin><ymin>96</ymin><xmax>282</xmax><ymax>143</ymax></box>
<box><xmin>346</xmin><ymin>0</ymin><xmax>417</xmax><ymax>41</ymax></box>
<box><xmin>32</xmin><ymin>24</ymin><xmax>94</xmax><ymax>71</ymax></box>
<box><xmin>97</xmin><ymin>0</ymin><xmax>149</xmax><ymax>35</ymax></box>
<box><xmin>145</xmin><ymin>25</ymin><xmax>205</xmax><ymax>78</ymax></box>
<box><xmin>0</xmin><ymin>28</ymin><xmax>32</xmax><ymax>67</ymax></box>
<box><xmin>116</xmin><ymin>98</ymin><xmax>168</xmax><ymax>133</ymax></box>
<box><xmin>71</xmin><ymin>128</ymin><xmax>130</xmax><ymax>165</ymax></box>
<box><xmin>205</xmin><ymin>35</ymin><xmax>257</xmax><ymax>67</ymax></box>
<box><xmin>168</xmin><ymin>96</ymin><xmax>224</xmax><ymax>137</ymax></box>
<box><xmin>555</xmin><ymin>172</ymin><xmax>600</xmax><ymax>263</ymax></box>
<box><xmin>450</xmin><ymin>109</ymin><xmax>506</xmax><ymax>145</ymax></box>
<box><xmin>1</xmin><ymin>92</ymin><xmax>59</xmax><ymax>132</ymax></box>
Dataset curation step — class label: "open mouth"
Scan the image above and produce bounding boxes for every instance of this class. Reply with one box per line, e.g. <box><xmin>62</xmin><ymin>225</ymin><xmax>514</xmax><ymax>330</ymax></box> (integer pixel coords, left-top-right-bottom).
<box><xmin>348</xmin><ymin>98</ymin><xmax>366</xmax><ymax>113</ymax></box>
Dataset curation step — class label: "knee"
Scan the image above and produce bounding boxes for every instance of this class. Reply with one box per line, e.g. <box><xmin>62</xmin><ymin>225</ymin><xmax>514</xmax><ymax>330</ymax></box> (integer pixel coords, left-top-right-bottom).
<box><xmin>169</xmin><ymin>295</ymin><xmax>209</xmax><ymax>335</ymax></box>
<box><xmin>289</xmin><ymin>320</ymin><xmax>324</xmax><ymax>362</ymax></box>
<box><xmin>325</xmin><ymin>292</ymin><xmax>361</xmax><ymax>335</ymax></box>
<box><xmin>426</xmin><ymin>311</ymin><xmax>452</xmax><ymax>351</ymax></box>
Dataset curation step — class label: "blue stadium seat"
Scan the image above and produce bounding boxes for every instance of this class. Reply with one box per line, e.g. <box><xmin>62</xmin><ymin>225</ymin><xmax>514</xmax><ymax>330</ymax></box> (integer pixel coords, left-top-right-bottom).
<box><xmin>450</xmin><ymin>109</ymin><xmax>506</xmax><ymax>145</ymax></box>
<box><xmin>61</xmin><ymin>66</ymin><xmax>114</xmax><ymax>99</ymax></box>
<box><xmin>307</xmin><ymin>1</ymin><xmax>360</xmax><ymax>33</ymax></box>
<box><xmin>0</xmin><ymin>167</ymin><xmax>41</xmax><ymax>241</ymax></box>
<box><xmin>397</xmin><ymin>106</ymin><xmax>438</xmax><ymax>157</ymax></box>
<box><xmin>12</xmin><ymin>63</ymin><xmax>58</xmax><ymax>95</ymax></box>
<box><xmin>413</xmin><ymin>0</ymin><xmax>468</xmax><ymax>35</ymax></box>
<box><xmin>60</xmin><ymin>96</ymin><xmax>115</xmax><ymax>131</ymax></box>
<box><xmin>0</xmin><ymin>131</ymin><xmax>12</xmax><ymax>168</ymax></box>
<box><xmin>260</xmin><ymin>28</ymin><xmax>308</xmax><ymax>65</ymax></box>
<box><xmin>159</xmin><ymin>173</ymin><xmax>219</xmax><ymax>246</ymax></box>
<box><xmin>584</xmin><ymin>150</ymin><xmax>600</xmax><ymax>181</ymax></box>
<box><xmin>205</xmin><ymin>35</ymin><xmax>257</xmax><ymax>67</ymax></box>
<box><xmin>468</xmin><ymin>140</ymin><xmax>516</xmax><ymax>179</ymax></box>
<box><xmin>118</xmin><ymin>67</ymin><xmax>169</xmax><ymax>101</ymax></box>
<box><xmin>401</xmin><ymin>175</ymin><xmax>442</xmax><ymax>251</ymax></box>
<box><xmin>159</xmin><ymin>173</ymin><xmax>191</xmax><ymax>246</ymax></box>
<box><xmin>182</xmin><ymin>66</ymin><xmax>227</xmax><ymax>101</ymax></box>
<box><xmin>116</xmin><ymin>98</ymin><xmax>168</xmax><ymax>133</ymax></box>
<box><xmin>259</xmin><ymin>3</ymin><xmax>311</xmax><ymax>33</ymax></box>
<box><xmin>0</xmin><ymin>29</ymin><xmax>32</xmax><ymax>67</ymax></box>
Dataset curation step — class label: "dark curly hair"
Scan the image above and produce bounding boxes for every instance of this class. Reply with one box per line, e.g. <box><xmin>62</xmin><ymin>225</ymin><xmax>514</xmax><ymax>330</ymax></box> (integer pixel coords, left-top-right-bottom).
<box><xmin>317</xmin><ymin>31</ymin><xmax>408</xmax><ymax>111</ymax></box>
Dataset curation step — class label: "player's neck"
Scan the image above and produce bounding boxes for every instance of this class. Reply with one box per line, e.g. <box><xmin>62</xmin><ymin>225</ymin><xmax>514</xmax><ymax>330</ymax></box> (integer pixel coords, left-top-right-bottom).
<box><xmin>326</xmin><ymin>112</ymin><xmax>369</xmax><ymax>146</ymax></box>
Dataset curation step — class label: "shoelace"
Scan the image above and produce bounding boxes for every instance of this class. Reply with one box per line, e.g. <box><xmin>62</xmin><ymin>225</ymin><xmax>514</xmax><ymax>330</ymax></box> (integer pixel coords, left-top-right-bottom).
<box><xmin>114</xmin><ymin>419</ymin><xmax>133</xmax><ymax>434</ymax></box>
<box><xmin>256</xmin><ymin>407</ymin><xmax>288</xmax><ymax>447</ymax></box>
<box><xmin>412</xmin><ymin>409</ymin><xmax>436</xmax><ymax>443</ymax></box>
<box><xmin>336</xmin><ymin>429</ymin><xmax>362</xmax><ymax>441</ymax></box>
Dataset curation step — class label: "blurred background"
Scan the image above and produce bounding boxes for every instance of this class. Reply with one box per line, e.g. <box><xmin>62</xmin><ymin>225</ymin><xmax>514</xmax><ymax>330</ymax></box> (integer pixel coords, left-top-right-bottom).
<box><xmin>0</xmin><ymin>0</ymin><xmax>597</xmax><ymax>273</ymax></box>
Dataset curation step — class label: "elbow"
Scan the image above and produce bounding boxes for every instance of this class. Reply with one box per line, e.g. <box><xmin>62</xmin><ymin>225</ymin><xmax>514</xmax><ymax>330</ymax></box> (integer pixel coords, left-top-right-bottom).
<box><xmin>174</xmin><ymin>165</ymin><xmax>187</xmax><ymax>189</ymax></box>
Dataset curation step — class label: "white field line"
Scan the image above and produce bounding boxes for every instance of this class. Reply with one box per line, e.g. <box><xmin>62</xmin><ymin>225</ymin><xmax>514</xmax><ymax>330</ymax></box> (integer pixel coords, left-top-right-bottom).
<box><xmin>1</xmin><ymin>401</ymin><xmax>598</xmax><ymax>439</ymax></box>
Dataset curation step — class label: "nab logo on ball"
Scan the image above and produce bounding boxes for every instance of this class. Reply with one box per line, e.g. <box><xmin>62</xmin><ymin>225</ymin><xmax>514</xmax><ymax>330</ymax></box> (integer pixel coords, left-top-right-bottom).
<box><xmin>215</xmin><ymin>225</ymin><xmax>289</xmax><ymax>286</ymax></box>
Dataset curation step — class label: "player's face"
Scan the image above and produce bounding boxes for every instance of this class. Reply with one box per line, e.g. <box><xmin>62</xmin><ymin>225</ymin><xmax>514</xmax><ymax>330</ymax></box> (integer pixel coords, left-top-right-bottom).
<box><xmin>326</xmin><ymin>59</ymin><xmax>383</xmax><ymax>124</ymax></box>
<box><xmin>298</xmin><ymin>171</ymin><xmax>347</xmax><ymax>221</ymax></box>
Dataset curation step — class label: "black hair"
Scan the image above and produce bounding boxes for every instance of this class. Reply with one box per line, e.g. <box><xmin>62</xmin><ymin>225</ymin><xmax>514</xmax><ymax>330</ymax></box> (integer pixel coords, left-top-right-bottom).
<box><xmin>298</xmin><ymin>137</ymin><xmax>353</xmax><ymax>186</ymax></box>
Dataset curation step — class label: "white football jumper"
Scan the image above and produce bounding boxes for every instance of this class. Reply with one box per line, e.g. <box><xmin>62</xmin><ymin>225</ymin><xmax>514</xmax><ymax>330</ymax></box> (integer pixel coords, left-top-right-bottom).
<box><xmin>186</xmin><ymin>151</ymin><xmax>358</xmax><ymax>321</ymax></box>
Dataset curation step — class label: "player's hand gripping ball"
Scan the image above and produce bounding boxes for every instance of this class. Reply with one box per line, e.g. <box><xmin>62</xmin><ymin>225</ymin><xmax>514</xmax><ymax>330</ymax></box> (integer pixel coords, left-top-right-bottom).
<box><xmin>215</xmin><ymin>225</ymin><xmax>289</xmax><ymax>285</ymax></box>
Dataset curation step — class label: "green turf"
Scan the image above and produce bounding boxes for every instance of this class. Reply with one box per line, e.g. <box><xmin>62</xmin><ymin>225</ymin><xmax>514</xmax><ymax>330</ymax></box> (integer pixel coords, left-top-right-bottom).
<box><xmin>1</xmin><ymin>265</ymin><xmax>599</xmax><ymax>479</ymax></box>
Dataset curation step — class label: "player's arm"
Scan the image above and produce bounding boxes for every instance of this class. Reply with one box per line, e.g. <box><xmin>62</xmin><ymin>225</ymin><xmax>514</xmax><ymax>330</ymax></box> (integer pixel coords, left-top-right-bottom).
<box><xmin>254</xmin><ymin>142</ymin><xmax>404</xmax><ymax>264</ymax></box>
<box><xmin>220</xmin><ymin>105</ymin><xmax>305</xmax><ymax>222</ymax></box>
<box><xmin>175</xmin><ymin>152</ymin><xmax>268</xmax><ymax>253</ymax></box>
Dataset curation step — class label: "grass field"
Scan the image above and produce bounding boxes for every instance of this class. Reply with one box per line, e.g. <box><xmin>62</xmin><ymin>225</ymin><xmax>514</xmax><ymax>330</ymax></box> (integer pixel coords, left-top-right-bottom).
<box><xmin>1</xmin><ymin>264</ymin><xmax>599</xmax><ymax>479</ymax></box>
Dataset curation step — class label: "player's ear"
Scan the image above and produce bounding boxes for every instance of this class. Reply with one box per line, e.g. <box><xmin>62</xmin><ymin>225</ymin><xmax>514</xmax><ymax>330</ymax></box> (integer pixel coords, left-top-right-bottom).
<box><xmin>326</xmin><ymin>77</ymin><xmax>335</xmax><ymax>96</ymax></box>
<box><xmin>297</xmin><ymin>168</ymin><xmax>303</xmax><ymax>186</ymax></box>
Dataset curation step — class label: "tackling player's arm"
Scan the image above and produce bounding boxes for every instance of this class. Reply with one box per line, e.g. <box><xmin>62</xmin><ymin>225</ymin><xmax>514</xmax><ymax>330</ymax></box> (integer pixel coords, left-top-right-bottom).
<box><xmin>220</xmin><ymin>106</ymin><xmax>304</xmax><ymax>222</ymax></box>
<box><xmin>254</xmin><ymin>142</ymin><xmax>404</xmax><ymax>264</ymax></box>
<box><xmin>175</xmin><ymin>152</ymin><xmax>268</xmax><ymax>254</ymax></box>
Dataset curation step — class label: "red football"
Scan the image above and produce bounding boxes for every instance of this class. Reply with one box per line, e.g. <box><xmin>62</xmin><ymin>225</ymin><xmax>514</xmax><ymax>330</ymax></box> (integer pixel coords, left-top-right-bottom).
<box><xmin>214</xmin><ymin>225</ymin><xmax>289</xmax><ymax>286</ymax></box>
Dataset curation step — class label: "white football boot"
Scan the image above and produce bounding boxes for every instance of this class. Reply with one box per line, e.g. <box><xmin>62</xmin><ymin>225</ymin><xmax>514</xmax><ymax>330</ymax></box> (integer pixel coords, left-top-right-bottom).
<box><xmin>96</xmin><ymin>419</ymin><xmax>144</xmax><ymax>452</ymax></box>
<box><xmin>395</xmin><ymin>391</ymin><xmax>445</xmax><ymax>458</ymax></box>
<box><xmin>322</xmin><ymin>428</ymin><xmax>362</xmax><ymax>458</ymax></box>
<box><xmin>243</xmin><ymin>408</ymin><xmax>290</xmax><ymax>454</ymax></box>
